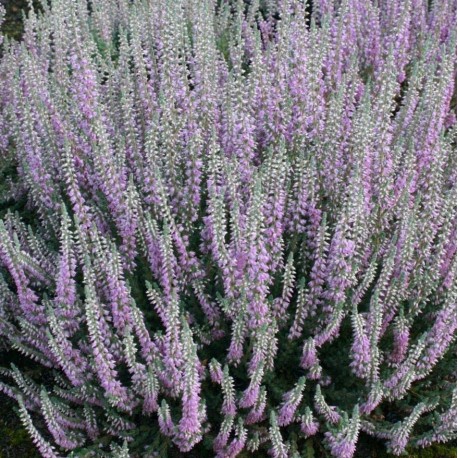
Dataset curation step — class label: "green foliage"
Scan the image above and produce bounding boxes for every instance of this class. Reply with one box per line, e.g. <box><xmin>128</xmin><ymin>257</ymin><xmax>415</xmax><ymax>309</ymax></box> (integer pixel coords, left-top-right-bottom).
<box><xmin>0</xmin><ymin>0</ymin><xmax>41</xmax><ymax>42</ymax></box>
<box><xmin>0</xmin><ymin>395</ymin><xmax>39</xmax><ymax>458</ymax></box>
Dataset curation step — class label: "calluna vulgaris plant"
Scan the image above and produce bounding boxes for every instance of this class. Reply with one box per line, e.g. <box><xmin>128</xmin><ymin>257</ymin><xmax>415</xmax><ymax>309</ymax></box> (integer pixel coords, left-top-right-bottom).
<box><xmin>0</xmin><ymin>0</ymin><xmax>456</xmax><ymax>456</ymax></box>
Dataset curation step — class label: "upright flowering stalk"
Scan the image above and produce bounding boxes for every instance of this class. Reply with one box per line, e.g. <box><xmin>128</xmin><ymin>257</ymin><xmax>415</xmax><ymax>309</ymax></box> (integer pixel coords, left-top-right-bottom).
<box><xmin>82</xmin><ymin>265</ymin><xmax>130</xmax><ymax>410</ymax></box>
<box><xmin>268</xmin><ymin>411</ymin><xmax>289</xmax><ymax>458</ymax></box>
<box><xmin>277</xmin><ymin>376</ymin><xmax>306</xmax><ymax>426</ymax></box>
<box><xmin>387</xmin><ymin>402</ymin><xmax>436</xmax><ymax>456</ymax></box>
<box><xmin>175</xmin><ymin>319</ymin><xmax>205</xmax><ymax>452</ymax></box>
<box><xmin>324</xmin><ymin>405</ymin><xmax>361</xmax><ymax>458</ymax></box>
<box><xmin>315</xmin><ymin>385</ymin><xmax>341</xmax><ymax>425</ymax></box>
<box><xmin>17</xmin><ymin>396</ymin><xmax>60</xmax><ymax>458</ymax></box>
<box><xmin>301</xmin><ymin>407</ymin><xmax>320</xmax><ymax>438</ymax></box>
<box><xmin>349</xmin><ymin>307</ymin><xmax>370</xmax><ymax>378</ymax></box>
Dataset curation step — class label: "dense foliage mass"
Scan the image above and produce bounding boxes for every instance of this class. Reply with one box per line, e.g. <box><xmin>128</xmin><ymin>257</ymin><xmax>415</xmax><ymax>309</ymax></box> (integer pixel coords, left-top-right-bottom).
<box><xmin>0</xmin><ymin>0</ymin><xmax>456</xmax><ymax>456</ymax></box>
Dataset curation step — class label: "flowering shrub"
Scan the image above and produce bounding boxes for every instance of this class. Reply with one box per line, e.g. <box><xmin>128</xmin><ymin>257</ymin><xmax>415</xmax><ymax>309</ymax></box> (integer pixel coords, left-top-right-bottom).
<box><xmin>0</xmin><ymin>0</ymin><xmax>456</xmax><ymax>456</ymax></box>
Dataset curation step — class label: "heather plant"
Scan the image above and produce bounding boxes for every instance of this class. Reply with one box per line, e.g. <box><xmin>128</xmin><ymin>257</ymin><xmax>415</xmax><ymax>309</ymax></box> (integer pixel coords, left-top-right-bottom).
<box><xmin>0</xmin><ymin>0</ymin><xmax>456</xmax><ymax>457</ymax></box>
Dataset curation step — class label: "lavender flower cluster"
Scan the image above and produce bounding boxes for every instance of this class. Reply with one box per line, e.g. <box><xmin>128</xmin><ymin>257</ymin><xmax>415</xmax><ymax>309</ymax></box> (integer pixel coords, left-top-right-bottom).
<box><xmin>0</xmin><ymin>0</ymin><xmax>456</xmax><ymax>456</ymax></box>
